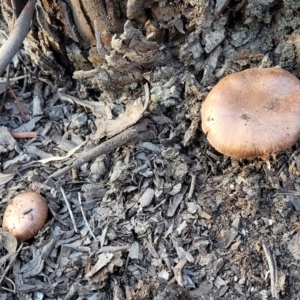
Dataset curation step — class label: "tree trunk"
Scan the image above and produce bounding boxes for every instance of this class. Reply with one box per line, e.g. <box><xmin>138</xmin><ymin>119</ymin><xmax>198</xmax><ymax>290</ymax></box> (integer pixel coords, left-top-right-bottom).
<box><xmin>0</xmin><ymin>1</ymin><xmax>298</xmax><ymax>105</ymax></box>
<box><xmin>1</xmin><ymin>0</ymin><xmax>213</xmax><ymax>104</ymax></box>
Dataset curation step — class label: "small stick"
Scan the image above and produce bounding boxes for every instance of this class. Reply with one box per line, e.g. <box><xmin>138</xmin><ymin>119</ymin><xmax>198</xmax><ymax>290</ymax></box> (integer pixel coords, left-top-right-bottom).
<box><xmin>2</xmin><ymin>276</ymin><xmax>16</xmax><ymax>293</ymax></box>
<box><xmin>60</xmin><ymin>187</ymin><xmax>78</xmax><ymax>233</ymax></box>
<box><xmin>100</xmin><ymin>225</ymin><xmax>109</xmax><ymax>248</ymax></box>
<box><xmin>1</xmin><ymin>285</ymin><xmax>15</xmax><ymax>293</ymax></box>
<box><xmin>50</xmin><ymin>119</ymin><xmax>155</xmax><ymax>178</ymax></box>
<box><xmin>0</xmin><ymin>0</ymin><xmax>37</xmax><ymax>76</ymax></box>
<box><xmin>78</xmin><ymin>193</ymin><xmax>96</xmax><ymax>240</ymax></box>
<box><xmin>8</xmin><ymin>85</ymin><xmax>27</xmax><ymax>121</ymax></box>
<box><xmin>187</xmin><ymin>174</ymin><xmax>196</xmax><ymax>200</ymax></box>
<box><xmin>262</xmin><ymin>241</ymin><xmax>279</xmax><ymax>300</ymax></box>
<box><xmin>273</xmin><ymin>251</ymin><xmax>279</xmax><ymax>297</ymax></box>
<box><xmin>11</xmin><ymin>131</ymin><xmax>37</xmax><ymax>139</ymax></box>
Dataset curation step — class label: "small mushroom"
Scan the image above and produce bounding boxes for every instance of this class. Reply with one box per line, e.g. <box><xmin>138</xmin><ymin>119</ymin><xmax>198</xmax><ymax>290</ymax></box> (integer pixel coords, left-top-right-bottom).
<box><xmin>201</xmin><ymin>68</ymin><xmax>300</xmax><ymax>159</ymax></box>
<box><xmin>2</xmin><ymin>192</ymin><xmax>48</xmax><ymax>241</ymax></box>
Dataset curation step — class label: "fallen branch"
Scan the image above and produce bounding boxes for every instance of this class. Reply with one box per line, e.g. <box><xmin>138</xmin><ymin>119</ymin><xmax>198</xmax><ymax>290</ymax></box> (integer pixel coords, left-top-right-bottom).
<box><xmin>50</xmin><ymin>119</ymin><xmax>156</xmax><ymax>178</ymax></box>
<box><xmin>0</xmin><ymin>0</ymin><xmax>37</xmax><ymax>76</ymax></box>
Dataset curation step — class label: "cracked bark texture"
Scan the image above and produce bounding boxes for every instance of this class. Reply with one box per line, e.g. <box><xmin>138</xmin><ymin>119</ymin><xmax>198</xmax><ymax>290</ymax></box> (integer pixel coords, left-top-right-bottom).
<box><xmin>1</xmin><ymin>0</ymin><xmax>300</xmax><ymax>106</ymax></box>
<box><xmin>16</xmin><ymin>0</ymin><xmax>209</xmax><ymax>104</ymax></box>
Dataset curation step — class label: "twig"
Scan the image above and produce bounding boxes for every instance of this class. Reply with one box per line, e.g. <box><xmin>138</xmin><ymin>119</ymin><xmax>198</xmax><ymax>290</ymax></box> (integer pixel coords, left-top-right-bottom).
<box><xmin>0</xmin><ymin>243</ymin><xmax>23</xmax><ymax>288</ymax></box>
<box><xmin>0</xmin><ymin>285</ymin><xmax>15</xmax><ymax>293</ymax></box>
<box><xmin>100</xmin><ymin>225</ymin><xmax>109</xmax><ymax>248</ymax></box>
<box><xmin>0</xmin><ymin>0</ymin><xmax>37</xmax><ymax>76</ymax></box>
<box><xmin>38</xmin><ymin>76</ymin><xmax>54</xmax><ymax>88</ymax></box>
<box><xmin>143</xmin><ymin>83</ymin><xmax>150</xmax><ymax>109</ymax></box>
<box><xmin>32</xmin><ymin>81</ymin><xmax>44</xmax><ymax>116</ymax></box>
<box><xmin>187</xmin><ymin>174</ymin><xmax>196</xmax><ymax>200</ymax></box>
<box><xmin>262</xmin><ymin>241</ymin><xmax>279</xmax><ymax>299</ymax></box>
<box><xmin>60</xmin><ymin>187</ymin><xmax>78</xmax><ymax>233</ymax></box>
<box><xmin>78</xmin><ymin>192</ymin><xmax>96</xmax><ymax>240</ymax></box>
<box><xmin>2</xmin><ymin>276</ymin><xmax>16</xmax><ymax>293</ymax></box>
<box><xmin>8</xmin><ymin>85</ymin><xmax>28</xmax><ymax>121</ymax></box>
<box><xmin>272</xmin><ymin>251</ymin><xmax>279</xmax><ymax>297</ymax></box>
<box><xmin>11</xmin><ymin>131</ymin><xmax>37</xmax><ymax>139</ymax></box>
<box><xmin>50</xmin><ymin>119</ymin><xmax>156</xmax><ymax>178</ymax></box>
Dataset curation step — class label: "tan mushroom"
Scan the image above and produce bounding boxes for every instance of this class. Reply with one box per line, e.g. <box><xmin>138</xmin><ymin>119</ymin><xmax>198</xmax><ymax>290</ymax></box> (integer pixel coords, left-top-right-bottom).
<box><xmin>2</xmin><ymin>192</ymin><xmax>48</xmax><ymax>241</ymax></box>
<box><xmin>201</xmin><ymin>68</ymin><xmax>300</xmax><ymax>159</ymax></box>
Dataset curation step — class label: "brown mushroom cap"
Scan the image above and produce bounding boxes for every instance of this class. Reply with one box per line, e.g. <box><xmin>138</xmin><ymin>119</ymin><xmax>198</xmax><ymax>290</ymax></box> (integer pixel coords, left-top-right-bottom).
<box><xmin>201</xmin><ymin>68</ymin><xmax>300</xmax><ymax>158</ymax></box>
<box><xmin>2</xmin><ymin>192</ymin><xmax>48</xmax><ymax>241</ymax></box>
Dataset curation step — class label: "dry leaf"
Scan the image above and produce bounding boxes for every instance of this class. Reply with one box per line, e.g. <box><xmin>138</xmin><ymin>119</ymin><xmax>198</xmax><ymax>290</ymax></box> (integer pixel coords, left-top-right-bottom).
<box><xmin>59</xmin><ymin>93</ymin><xmax>111</xmax><ymax>118</ymax></box>
<box><xmin>0</xmin><ymin>172</ymin><xmax>15</xmax><ymax>186</ymax></box>
<box><xmin>138</xmin><ymin>188</ymin><xmax>154</xmax><ymax>208</ymax></box>
<box><xmin>85</xmin><ymin>252</ymin><xmax>114</xmax><ymax>278</ymax></box>
<box><xmin>12</xmin><ymin>116</ymin><xmax>42</xmax><ymax>133</ymax></box>
<box><xmin>0</xmin><ymin>231</ymin><xmax>18</xmax><ymax>266</ymax></box>
<box><xmin>93</xmin><ymin>97</ymin><xmax>148</xmax><ymax>140</ymax></box>
<box><xmin>0</xmin><ymin>126</ymin><xmax>16</xmax><ymax>154</ymax></box>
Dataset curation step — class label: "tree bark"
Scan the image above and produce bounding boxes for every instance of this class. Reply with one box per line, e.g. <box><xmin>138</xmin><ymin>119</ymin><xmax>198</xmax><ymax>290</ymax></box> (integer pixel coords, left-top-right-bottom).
<box><xmin>1</xmin><ymin>0</ymin><xmax>294</xmax><ymax>107</ymax></box>
<box><xmin>1</xmin><ymin>0</ymin><xmax>211</xmax><ymax>102</ymax></box>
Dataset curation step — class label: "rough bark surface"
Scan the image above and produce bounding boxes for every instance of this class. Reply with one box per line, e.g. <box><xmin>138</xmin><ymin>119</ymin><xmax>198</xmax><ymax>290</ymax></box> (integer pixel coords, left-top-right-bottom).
<box><xmin>2</xmin><ymin>0</ymin><xmax>300</xmax><ymax>299</ymax></box>
<box><xmin>3</xmin><ymin>0</ymin><xmax>211</xmax><ymax>103</ymax></box>
<box><xmin>11</xmin><ymin>0</ymin><xmax>299</xmax><ymax>105</ymax></box>
<box><xmin>3</xmin><ymin>0</ymin><xmax>299</xmax><ymax>107</ymax></box>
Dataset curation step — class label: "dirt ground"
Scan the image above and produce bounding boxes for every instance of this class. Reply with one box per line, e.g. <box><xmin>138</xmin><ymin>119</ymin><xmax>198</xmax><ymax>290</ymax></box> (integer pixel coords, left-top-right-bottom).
<box><xmin>1</xmin><ymin>0</ymin><xmax>300</xmax><ymax>299</ymax></box>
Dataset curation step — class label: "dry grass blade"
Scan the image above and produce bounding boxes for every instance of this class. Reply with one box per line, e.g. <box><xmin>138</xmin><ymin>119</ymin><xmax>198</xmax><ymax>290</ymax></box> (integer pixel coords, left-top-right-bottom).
<box><xmin>0</xmin><ymin>75</ymin><xmax>28</xmax><ymax>94</ymax></box>
<box><xmin>60</xmin><ymin>188</ymin><xmax>78</xmax><ymax>233</ymax></box>
<box><xmin>0</xmin><ymin>172</ymin><xmax>15</xmax><ymax>186</ymax></box>
<box><xmin>28</xmin><ymin>141</ymin><xmax>87</xmax><ymax>165</ymax></box>
<box><xmin>78</xmin><ymin>192</ymin><xmax>96</xmax><ymax>240</ymax></box>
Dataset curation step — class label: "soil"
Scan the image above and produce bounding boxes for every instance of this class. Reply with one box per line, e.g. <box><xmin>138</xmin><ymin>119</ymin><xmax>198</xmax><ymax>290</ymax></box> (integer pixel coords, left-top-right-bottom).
<box><xmin>1</xmin><ymin>0</ymin><xmax>300</xmax><ymax>300</ymax></box>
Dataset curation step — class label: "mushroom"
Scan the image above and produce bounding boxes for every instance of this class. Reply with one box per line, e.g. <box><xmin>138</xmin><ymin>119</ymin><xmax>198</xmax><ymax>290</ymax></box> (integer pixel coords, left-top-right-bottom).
<box><xmin>2</xmin><ymin>192</ymin><xmax>48</xmax><ymax>241</ymax></box>
<box><xmin>201</xmin><ymin>68</ymin><xmax>300</xmax><ymax>159</ymax></box>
